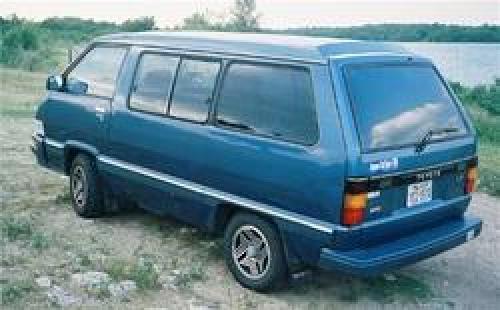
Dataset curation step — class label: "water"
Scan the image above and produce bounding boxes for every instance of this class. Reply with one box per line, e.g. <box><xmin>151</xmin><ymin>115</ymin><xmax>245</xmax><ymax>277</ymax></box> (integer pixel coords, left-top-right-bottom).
<box><xmin>401</xmin><ymin>42</ymin><xmax>500</xmax><ymax>86</ymax></box>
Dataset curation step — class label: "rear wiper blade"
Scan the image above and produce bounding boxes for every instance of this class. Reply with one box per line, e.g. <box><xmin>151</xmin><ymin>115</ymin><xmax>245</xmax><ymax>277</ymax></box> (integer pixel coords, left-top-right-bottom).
<box><xmin>217</xmin><ymin>119</ymin><xmax>284</xmax><ymax>138</ymax></box>
<box><xmin>415</xmin><ymin>127</ymin><xmax>459</xmax><ymax>153</ymax></box>
<box><xmin>217</xmin><ymin>119</ymin><xmax>257</xmax><ymax>133</ymax></box>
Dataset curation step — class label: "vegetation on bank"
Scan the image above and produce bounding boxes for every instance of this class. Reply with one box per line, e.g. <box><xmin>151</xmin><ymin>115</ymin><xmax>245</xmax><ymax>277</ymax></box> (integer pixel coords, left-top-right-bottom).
<box><xmin>278</xmin><ymin>24</ymin><xmax>500</xmax><ymax>42</ymax></box>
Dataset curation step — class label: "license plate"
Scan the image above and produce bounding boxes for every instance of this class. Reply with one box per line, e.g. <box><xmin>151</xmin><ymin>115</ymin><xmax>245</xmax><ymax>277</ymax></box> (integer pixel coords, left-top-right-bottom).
<box><xmin>407</xmin><ymin>180</ymin><xmax>432</xmax><ymax>207</ymax></box>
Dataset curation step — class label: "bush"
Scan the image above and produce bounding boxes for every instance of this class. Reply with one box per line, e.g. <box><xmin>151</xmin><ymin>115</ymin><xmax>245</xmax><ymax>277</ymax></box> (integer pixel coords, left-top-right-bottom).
<box><xmin>451</xmin><ymin>79</ymin><xmax>500</xmax><ymax>116</ymax></box>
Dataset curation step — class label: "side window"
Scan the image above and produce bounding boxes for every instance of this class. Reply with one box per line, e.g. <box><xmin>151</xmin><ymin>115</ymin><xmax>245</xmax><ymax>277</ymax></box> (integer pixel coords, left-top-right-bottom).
<box><xmin>66</xmin><ymin>46</ymin><xmax>127</xmax><ymax>98</ymax></box>
<box><xmin>217</xmin><ymin>63</ymin><xmax>318</xmax><ymax>145</ymax></box>
<box><xmin>129</xmin><ymin>54</ymin><xmax>180</xmax><ymax>114</ymax></box>
<box><xmin>169</xmin><ymin>59</ymin><xmax>220</xmax><ymax>122</ymax></box>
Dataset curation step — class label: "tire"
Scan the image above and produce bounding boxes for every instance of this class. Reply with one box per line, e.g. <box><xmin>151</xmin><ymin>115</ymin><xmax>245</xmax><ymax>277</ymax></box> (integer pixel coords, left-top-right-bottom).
<box><xmin>224</xmin><ymin>212</ymin><xmax>287</xmax><ymax>291</ymax></box>
<box><xmin>69</xmin><ymin>154</ymin><xmax>104</xmax><ymax>218</ymax></box>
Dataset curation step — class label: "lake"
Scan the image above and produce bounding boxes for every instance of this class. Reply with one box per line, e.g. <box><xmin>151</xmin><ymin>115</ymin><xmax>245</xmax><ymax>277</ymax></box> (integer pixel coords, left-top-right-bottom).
<box><xmin>402</xmin><ymin>42</ymin><xmax>500</xmax><ymax>86</ymax></box>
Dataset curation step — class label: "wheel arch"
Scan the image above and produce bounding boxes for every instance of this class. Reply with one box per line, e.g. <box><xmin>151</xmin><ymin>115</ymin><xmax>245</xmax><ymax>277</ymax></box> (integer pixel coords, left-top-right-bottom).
<box><xmin>63</xmin><ymin>141</ymin><xmax>99</xmax><ymax>175</ymax></box>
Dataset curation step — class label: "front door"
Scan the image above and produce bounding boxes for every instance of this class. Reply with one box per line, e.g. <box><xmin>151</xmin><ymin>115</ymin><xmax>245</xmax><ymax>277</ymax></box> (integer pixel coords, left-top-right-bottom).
<box><xmin>43</xmin><ymin>45</ymin><xmax>128</xmax><ymax>156</ymax></box>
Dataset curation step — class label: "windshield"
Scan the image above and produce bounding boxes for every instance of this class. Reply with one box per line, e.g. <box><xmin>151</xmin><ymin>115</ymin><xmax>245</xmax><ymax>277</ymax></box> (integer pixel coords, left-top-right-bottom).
<box><xmin>344</xmin><ymin>64</ymin><xmax>468</xmax><ymax>152</ymax></box>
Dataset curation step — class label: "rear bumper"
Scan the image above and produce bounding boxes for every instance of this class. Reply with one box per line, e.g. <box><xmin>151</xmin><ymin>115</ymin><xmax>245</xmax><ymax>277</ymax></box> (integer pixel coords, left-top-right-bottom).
<box><xmin>318</xmin><ymin>216</ymin><xmax>482</xmax><ymax>276</ymax></box>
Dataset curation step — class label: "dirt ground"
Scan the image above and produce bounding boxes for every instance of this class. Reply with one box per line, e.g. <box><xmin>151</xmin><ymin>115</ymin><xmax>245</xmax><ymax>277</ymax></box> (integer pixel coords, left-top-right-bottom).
<box><xmin>1</xmin><ymin>117</ymin><xmax>499</xmax><ymax>309</ymax></box>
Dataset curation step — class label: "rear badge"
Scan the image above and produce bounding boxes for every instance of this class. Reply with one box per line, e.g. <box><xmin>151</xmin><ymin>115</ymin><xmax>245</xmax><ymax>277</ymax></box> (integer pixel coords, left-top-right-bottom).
<box><xmin>370</xmin><ymin>157</ymin><xmax>399</xmax><ymax>172</ymax></box>
<box><xmin>369</xmin><ymin>206</ymin><xmax>382</xmax><ymax>214</ymax></box>
<box><xmin>368</xmin><ymin>191</ymin><xmax>381</xmax><ymax>199</ymax></box>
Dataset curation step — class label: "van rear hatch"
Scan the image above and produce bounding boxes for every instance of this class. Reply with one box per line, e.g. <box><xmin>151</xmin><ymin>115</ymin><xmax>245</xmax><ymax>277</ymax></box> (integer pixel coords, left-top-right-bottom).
<box><xmin>334</xmin><ymin>58</ymin><xmax>477</xmax><ymax>248</ymax></box>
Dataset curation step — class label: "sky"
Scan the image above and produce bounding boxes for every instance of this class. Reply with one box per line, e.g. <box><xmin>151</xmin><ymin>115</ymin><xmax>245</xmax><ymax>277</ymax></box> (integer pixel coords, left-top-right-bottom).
<box><xmin>1</xmin><ymin>0</ymin><xmax>499</xmax><ymax>28</ymax></box>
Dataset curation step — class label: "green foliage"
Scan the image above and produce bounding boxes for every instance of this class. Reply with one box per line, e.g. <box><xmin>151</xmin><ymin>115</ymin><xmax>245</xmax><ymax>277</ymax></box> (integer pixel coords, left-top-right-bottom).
<box><xmin>280</xmin><ymin>24</ymin><xmax>500</xmax><ymax>42</ymax></box>
<box><xmin>0</xmin><ymin>15</ymin><xmax>157</xmax><ymax>71</ymax></box>
<box><xmin>0</xmin><ymin>279</ymin><xmax>33</xmax><ymax>305</ymax></box>
<box><xmin>30</xmin><ymin>232</ymin><xmax>50</xmax><ymax>250</ymax></box>
<box><xmin>2</xmin><ymin>25</ymin><xmax>39</xmax><ymax>50</ymax></box>
<box><xmin>0</xmin><ymin>217</ymin><xmax>33</xmax><ymax>241</ymax></box>
<box><xmin>181</xmin><ymin>11</ymin><xmax>217</xmax><ymax>31</ymax></box>
<box><xmin>229</xmin><ymin>0</ymin><xmax>260</xmax><ymax>32</ymax></box>
<box><xmin>122</xmin><ymin>16</ymin><xmax>156</xmax><ymax>32</ymax></box>
<box><xmin>451</xmin><ymin>79</ymin><xmax>500</xmax><ymax>115</ymax></box>
<box><xmin>180</xmin><ymin>0</ymin><xmax>260</xmax><ymax>32</ymax></box>
<box><xmin>105</xmin><ymin>257</ymin><xmax>160</xmax><ymax>290</ymax></box>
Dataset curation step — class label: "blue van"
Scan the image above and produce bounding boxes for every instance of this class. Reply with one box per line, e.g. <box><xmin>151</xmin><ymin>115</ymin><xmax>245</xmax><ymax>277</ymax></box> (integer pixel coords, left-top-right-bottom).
<box><xmin>32</xmin><ymin>32</ymin><xmax>482</xmax><ymax>291</ymax></box>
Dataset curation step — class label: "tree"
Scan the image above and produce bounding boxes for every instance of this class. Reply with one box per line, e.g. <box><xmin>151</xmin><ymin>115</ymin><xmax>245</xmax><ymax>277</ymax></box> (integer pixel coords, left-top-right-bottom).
<box><xmin>228</xmin><ymin>0</ymin><xmax>260</xmax><ymax>32</ymax></box>
<box><xmin>121</xmin><ymin>17</ymin><xmax>156</xmax><ymax>32</ymax></box>
<box><xmin>181</xmin><ymin>12</ymin><xmax>213</xmax><ymax>31</ymax></box>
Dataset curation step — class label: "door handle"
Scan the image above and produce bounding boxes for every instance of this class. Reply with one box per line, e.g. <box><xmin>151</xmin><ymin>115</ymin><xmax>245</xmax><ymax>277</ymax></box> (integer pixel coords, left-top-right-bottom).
<box><xmin>95</xmin><ymin>106</ymin><xmax>106</xmax><ymax>122</ymax></box>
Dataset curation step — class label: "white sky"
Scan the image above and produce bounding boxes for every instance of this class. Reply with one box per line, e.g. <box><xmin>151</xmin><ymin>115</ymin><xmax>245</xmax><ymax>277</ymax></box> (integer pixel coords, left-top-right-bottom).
<box><xmin>1</xmin><ymin>0</ymin><xmax>499</xmax><ymax>28</ymax></box>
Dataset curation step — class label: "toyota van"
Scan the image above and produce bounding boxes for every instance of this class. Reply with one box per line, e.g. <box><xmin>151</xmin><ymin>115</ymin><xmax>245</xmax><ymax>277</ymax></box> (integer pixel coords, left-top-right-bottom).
<box><xmin>32</xmin><ymin>32</ymin><xmax>482</xmax><ymax>291</ymax></box>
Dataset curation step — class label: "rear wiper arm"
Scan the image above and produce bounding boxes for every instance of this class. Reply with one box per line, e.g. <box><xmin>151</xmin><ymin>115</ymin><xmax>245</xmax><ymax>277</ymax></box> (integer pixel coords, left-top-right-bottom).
<box><xmin>415</xmin><ymin>127</ymin><xmax>459</xmax><ymax>153</ymax></box>
<box><xmin>217</xmin><ymin>119</ymin><xmax>283</xmax><ymax>138</ymax></box>
<box><xmin>217</xmin><ymin>119</ymin><xmax>257</xmax><ymax>133</ymax></box>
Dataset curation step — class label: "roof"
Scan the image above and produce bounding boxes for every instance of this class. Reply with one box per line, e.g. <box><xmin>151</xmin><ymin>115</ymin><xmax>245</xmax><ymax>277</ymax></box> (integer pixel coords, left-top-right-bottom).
<box><xmin>97</xmin><ymin>31</ymin><xmax>410</xmax><ymax>64</ymax></box>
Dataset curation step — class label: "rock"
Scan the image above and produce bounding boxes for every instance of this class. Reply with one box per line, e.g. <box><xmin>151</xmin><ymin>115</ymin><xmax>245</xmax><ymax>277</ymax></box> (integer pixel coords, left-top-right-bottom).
<box><xmin>171</xmin><ymin>269</ymin><xmax>181</xmax><ymax>276</ymax></box>
<box><xmin>189</xmin><ymin>299</ymin><xmax>220</xmax><ymax>310</ymax></box>
<box><xmin>71</xmin><ymin>271</ymin><xmax>111</xmax><ymax>289</ymax></box>
<box><xmin>35</xmin><ymin>276</ymin><xmax>52</xmax><ymax>288</ymax></box>
<box><xmin>108</xmin><ymin>280</ymin><xmax>137</xmax><ymax>300</ymax></box>
<box><xmin>383</xmin><ymin>273</ymin><xmax>397</xmax><ymax>281</ymax></box>
<box><xmin>159</xmin><ymin>274</ymin><xmax>178</xmax><ymax>290</ymax></box>
<box><xmin>47</xmin><ymin>285</ymin><xmax>80</xmax><ymax>307</ymax></box>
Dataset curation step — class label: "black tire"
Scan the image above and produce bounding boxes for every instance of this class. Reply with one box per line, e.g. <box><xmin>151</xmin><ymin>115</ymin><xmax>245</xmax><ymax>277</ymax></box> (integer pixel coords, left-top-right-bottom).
<box><xmin>69</xmin><ymin>154</ymin><xmax>104</xmax><ymax>218</ymax></box>
<box><xmin>224</xmin><ymin>212</ymin><xmax>287</xmax><ymax>291</ymax></box>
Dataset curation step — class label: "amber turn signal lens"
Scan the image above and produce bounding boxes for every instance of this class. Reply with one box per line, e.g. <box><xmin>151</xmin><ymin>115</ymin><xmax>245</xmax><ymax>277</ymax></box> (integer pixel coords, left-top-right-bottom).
<box><xmin>342</xmin><ymin>192</ymin><xmax>368</xmax><ymax>226</ymax></box>
<box><xmin>465</xmin><ymin>166</ymin><xmax>478</xmax><ymax>194</ymax></box>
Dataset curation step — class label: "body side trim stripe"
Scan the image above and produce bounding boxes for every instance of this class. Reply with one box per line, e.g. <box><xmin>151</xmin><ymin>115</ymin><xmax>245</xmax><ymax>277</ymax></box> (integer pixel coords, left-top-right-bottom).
<box><xmin>97</xmin><ymin>155</ymin><xmax>338</xmax><ymax>234</ymax></box>
<box><xmin>45</xmin><ymin>138</ymin><xmax>64</xmax><ymax>149</ymax></box>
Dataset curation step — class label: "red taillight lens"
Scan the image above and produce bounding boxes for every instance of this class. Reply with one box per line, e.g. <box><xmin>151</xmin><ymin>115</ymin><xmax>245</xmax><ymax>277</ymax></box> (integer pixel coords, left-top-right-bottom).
<box><xmin>342</xmin><ymin>188</ymin><xmax>368</xmax><ymax>226</ymax></box>
<box><xmin>465</xmin><ymin>165</ymin><xmax>478</xmax><ymax>194</ymax></box>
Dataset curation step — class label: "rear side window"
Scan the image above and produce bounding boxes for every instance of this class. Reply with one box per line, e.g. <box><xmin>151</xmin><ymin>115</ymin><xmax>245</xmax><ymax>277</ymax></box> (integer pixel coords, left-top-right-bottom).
<box><xmin>129</xmin><ymin>54</ymin><xmax>179</xmax><ymax>114</ymax></box>
<box><xmin>67</xmin><ymin>46</ymin><xmax>127</xmax><ymax>98</ymax></box>
<box><xmin>169</xmin><ymin>59</ymin><xmax>220</xmax><ymax>122</ymax></box>
<box><xmin>216</xmin><ymin>63</ymin><xmax>318</xmax><ymax>145</ymax></box>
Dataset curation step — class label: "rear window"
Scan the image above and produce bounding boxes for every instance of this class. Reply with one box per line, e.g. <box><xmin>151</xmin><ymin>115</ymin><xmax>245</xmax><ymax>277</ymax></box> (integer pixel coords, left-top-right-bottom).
<box><xmin>345</xmin><ymin>64</ymin><xmax>468</xmax><ymax>151</ymax></box>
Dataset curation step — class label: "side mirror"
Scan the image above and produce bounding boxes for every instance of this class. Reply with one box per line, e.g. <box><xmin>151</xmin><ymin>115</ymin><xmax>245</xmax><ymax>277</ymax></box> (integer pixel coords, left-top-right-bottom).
<box><xmin>46</xmin><ymin>75</ymin><xmax>63</xmax><ymax>91</ymax></box>
<box><xmin>66</xmin><ymin>78</ymin><xmax>88</xmax><ymax>95</ymax></box>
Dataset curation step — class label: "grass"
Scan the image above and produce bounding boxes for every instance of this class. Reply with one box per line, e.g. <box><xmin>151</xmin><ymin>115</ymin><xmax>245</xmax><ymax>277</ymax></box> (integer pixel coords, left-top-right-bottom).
<box><xmin>104</xmin><ymin>257</ymin><xmax>160</xmax><ymax>290</ymax></box>
<box><xmin>0</xmin><ymin>279</ymin><xmax>34</xmax><ymax>306</ymax></box>
<box><xmin>0</xmin><ymin>216</ymin><xmax>52</xmax><ymax>250</ymax></box>
<box><xmin>0</xmin><ymin>217</ymin><xmax>33</xmax><ymax>241</ymax></box>
<box><xmin>361</xmin><ymin>274</ymin><xmax>434</xmax><ymax>303</ymax></box>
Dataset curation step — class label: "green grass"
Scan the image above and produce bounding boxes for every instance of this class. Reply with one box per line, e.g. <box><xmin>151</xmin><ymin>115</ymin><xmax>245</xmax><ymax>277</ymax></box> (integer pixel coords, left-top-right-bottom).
<box><xmin>361</xmin><ymin>274</ymin><xmax>434</xmax><ymax>303</ymax></box>
<box><xmin>104</xmin><ymin>257</ymin><xmax>160</xmax><ymax>290</ymax></box>
<box><xmin>478</xmin><ymin>143</ymin><xmax>500</xmax><ymax>196</ymax></box>
<box><xmin>0</xmin><ymin>217</ymin><xmax>33</xmax><ymax>241</ymax></box>
<box><xmin>0</xmin><ymin>279</ymin><xmax>34</xmax><ymax>305</ymax></box>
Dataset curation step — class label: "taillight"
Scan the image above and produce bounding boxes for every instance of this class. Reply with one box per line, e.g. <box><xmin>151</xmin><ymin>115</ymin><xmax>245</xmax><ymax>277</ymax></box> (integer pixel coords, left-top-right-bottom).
<box><xmin>465</xmin><ymin>160</ymin><xmax>479</xmax><ymax>194</ymax></box>
<box><xmin>342</xmin><ymin>182</ymin><xmax>368</xmax><ymax>226</ymax></box>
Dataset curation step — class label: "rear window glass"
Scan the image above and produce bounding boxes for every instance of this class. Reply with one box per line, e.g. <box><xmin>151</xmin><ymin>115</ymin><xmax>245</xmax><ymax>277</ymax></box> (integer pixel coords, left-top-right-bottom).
<box><xmin>345</xmin><ymin>65</ymin><xmax>468</xmax><ymax>151</ymax></box>
<box><xmin>217</xmin><ymin>63</ymin><xmax>318</xmax><ymax>145</ymax></box>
